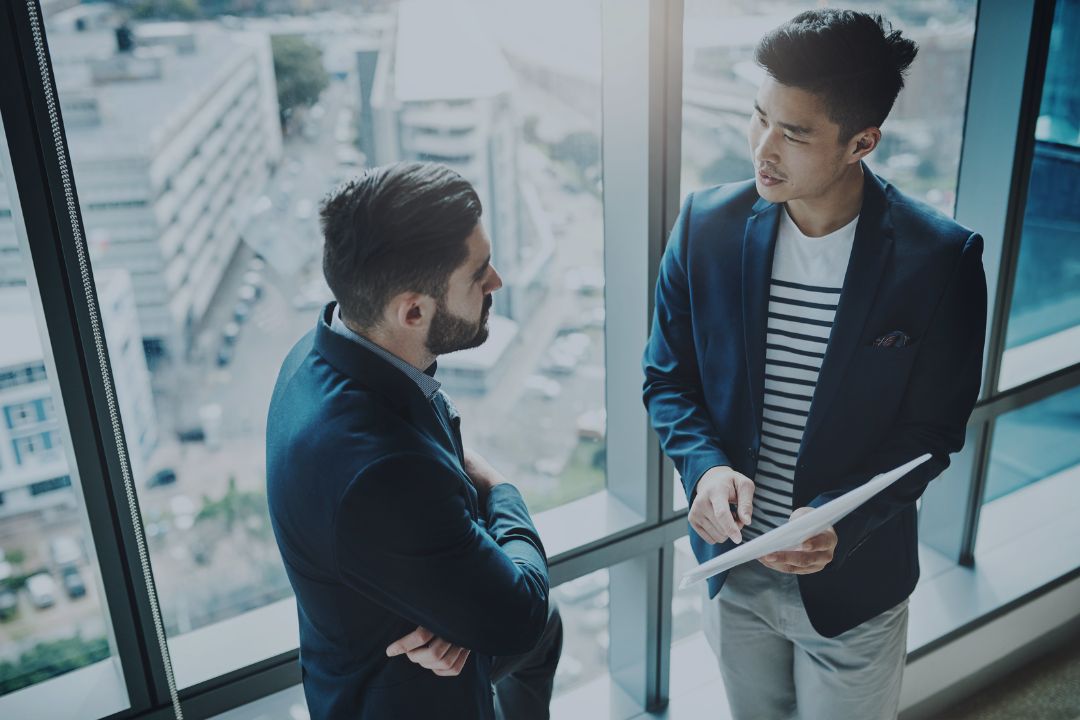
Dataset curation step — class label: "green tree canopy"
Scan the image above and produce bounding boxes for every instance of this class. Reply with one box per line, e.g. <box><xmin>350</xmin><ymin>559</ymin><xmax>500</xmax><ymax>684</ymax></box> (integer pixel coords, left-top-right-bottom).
<box><xmin>271</xmin><ymin>35</ymin><xmax>329</xmax><ymax>131</ymax></box>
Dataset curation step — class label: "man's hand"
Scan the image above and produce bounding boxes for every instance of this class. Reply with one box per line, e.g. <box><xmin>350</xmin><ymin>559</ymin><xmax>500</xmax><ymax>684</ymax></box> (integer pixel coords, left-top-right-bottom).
<box><xmin>758</xmin><ymin>507</ymin><xmax>837</xmax><ymax>574</ymax></box>
<box><xmin>689</xmin><ymin>466</ymin><xmax>755</xmax><ymax>545</ymax></box>
<box><xmin>463</xmin><ymin>447</ymin><xmax>507</xmax><ymax>498</ymax></box>
<box><xmin>386</xmin><ymin>626</ymin><xmax>472</xmax><ymax>677</ymax></box>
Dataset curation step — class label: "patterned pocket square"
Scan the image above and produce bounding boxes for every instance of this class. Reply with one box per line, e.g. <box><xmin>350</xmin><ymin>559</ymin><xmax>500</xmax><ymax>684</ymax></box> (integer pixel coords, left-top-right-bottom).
<box><xmin>873</xmin><ymin>330</ymin><xmax>911</xmax><ymax>348</ymax></box>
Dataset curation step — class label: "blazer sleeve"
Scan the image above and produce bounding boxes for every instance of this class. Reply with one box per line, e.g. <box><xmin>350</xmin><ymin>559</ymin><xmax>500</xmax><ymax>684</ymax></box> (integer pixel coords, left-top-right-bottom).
<box><xmin>643</xmin><ymin>192</ymin><xmax>733</xmax><ymax>502</ymax></box>
<box><xmin>809</xmin><ymin>232</ymin><xmax>987</xmax><ymax>566</ymax></box>
<box><xmin>334</xmin><ymin>452</ymin><xmax>550</xmax><ymax>657</ymax></box>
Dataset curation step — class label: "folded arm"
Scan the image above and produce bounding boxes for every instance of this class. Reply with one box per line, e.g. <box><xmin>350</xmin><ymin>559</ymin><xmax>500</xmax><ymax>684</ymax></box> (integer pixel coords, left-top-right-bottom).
<box><xmin>336</xmin><ymin>452</ymin><xmax>550</xmax><ymax>658</ymax></box>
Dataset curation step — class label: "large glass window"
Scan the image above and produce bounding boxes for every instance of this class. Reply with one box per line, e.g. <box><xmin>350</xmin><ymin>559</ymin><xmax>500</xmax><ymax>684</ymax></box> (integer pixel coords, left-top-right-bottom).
<box><xmin>35</xmin><ymin>0</ymin><xmax>604</xmax><ymax>686</ymax></box>
<box><xmin>999</xmin><ymin>0</ymin><xmax>1080</xmax><ymax>389</ymax></box>
<box><xmin>680</xmin><ymin>0</ymin><xmax>976</xmax><ymax>217</ymax></box>
<box><xmin>0</xmin><ymin>164</ymin><xmax>127</xmax><ymax>715</ymax></box>
<box><xmin>982</xmin><ymin>386</ymin><xmax>1080</xmax><ymax>506</ymax></box>
<box><xmin>975</xmin><ymin>384</ymin><xmax>1080</xmax><ymax>569</ymax></box>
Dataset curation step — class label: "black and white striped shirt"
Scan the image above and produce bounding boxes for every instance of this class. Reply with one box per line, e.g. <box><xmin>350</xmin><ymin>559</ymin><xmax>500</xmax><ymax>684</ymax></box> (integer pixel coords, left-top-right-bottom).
<box><xmin>743</xmin><ymin>209</ymin><xmax>858</xmax><ymax>540</ymax></box>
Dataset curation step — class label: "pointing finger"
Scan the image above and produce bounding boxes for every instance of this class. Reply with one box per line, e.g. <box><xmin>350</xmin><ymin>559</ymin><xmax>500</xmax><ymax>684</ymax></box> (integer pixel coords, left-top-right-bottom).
<box><xmin>734</xmin><ymin>475</ymin><xmax>755</xmax><ymax>526</ymax></box>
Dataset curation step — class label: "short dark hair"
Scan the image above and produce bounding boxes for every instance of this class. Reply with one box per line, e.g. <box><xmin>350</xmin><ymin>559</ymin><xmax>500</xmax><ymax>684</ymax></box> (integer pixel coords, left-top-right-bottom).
<box><xmin>320</xmin><ymin>162</ymin><xmax>482</xmax><ymax>330</ymax></box>
<box><xmin>755</xmin><ymin>9</ymin><xmax>918</xmax><ymax>141</ymax></box>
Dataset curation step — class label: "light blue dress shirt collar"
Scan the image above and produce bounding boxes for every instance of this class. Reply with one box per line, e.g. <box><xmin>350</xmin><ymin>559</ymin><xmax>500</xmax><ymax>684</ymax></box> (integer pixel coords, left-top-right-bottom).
<box><xmin>329</xmin><ymin>306</ymin><xmax>442</xmax><ymax>401</ymax></box>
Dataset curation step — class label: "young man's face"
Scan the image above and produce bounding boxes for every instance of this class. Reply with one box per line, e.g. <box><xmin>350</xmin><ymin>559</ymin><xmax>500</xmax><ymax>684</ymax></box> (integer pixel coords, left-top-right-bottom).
<box><xmin>747</xmin><ymin>77</ymin><xmax>859</xmax><ymax>205</ymax></box>
<box><xmin>425</xmin><ymin>223</ymin><xmax>503</xmax><ymax>356</ymax></box>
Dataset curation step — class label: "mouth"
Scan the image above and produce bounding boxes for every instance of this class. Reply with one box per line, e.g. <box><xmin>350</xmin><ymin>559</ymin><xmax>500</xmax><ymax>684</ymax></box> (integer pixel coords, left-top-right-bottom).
<box><xmin>757</xmin><ymin>168</ymin><xmax>784</xmax><ymax>187</ymax></box>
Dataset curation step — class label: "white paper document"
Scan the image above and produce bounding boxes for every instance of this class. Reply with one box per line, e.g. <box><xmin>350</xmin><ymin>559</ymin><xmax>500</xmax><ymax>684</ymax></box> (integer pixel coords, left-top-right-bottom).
<box><xmin>679</xmin><ymin>453</ymin><xmax>932</xmax><ymax>590</ymax></box>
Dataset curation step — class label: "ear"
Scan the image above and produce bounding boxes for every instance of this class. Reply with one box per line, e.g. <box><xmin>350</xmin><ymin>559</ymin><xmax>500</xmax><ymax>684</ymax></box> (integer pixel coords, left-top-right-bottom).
<box><xmin>387</xmin><ymin>291</ymin><xmax>435</xmax><ymax>331</ymax></box>
<box><xmin>847</xmin><ymin>127</ymin><xmax>881</xmax><ymax>164</ymax></box>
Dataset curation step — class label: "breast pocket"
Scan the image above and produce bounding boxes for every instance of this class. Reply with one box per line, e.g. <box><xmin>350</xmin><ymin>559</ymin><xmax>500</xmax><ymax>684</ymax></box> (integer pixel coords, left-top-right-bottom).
<box><xmin>846</xmin><ymin>341</ymin><xmax>920</xmax><ymax>418</ymax></box>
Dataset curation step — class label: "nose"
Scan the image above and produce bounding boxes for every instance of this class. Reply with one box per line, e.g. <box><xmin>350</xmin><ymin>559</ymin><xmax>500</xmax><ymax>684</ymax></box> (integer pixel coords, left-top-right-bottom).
<box><xmin>488</xmin><ymin>265</ymin><xmax>504</xmax><ymax>292</ymax></box>
<box><xmin>753</xmin><ymin>128</ymin><xmax>781</xmax><ymax>167</ymax></box>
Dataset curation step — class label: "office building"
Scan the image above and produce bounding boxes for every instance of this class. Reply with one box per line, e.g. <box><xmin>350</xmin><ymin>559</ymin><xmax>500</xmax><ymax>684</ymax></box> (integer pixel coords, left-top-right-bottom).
<box><xmin>0</xmin><ymin>16</ymin><xmax>283</xmax><ymax>361</ymax></box>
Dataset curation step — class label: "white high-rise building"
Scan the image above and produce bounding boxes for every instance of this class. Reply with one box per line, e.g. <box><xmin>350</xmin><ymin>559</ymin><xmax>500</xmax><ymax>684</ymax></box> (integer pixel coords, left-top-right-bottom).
<box><xmin>370</xmin><ymin>0</ymin><xmax>552</xmax><ymax>325</ymax></box>
<box><xmin>0</xmin><ymin>16</ymin><xmax>283</xmax><ymax>362</ymax></box>
<box><xmin>0</xmin><ymin>271</ymin><xmax>156</xmax><ymax>518</ymax></box>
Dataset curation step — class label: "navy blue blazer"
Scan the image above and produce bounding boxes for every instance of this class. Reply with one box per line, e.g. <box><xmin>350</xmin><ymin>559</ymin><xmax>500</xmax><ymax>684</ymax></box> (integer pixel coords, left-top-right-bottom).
<box><xmin>643</xmin><ymin>168</ymin><xmax>986</xmax><ymax>637</ymax></box>
<box><xmin>267</xmin><ymin>304</ymin><xmax>550</xmax><ymax>719</ymax></box>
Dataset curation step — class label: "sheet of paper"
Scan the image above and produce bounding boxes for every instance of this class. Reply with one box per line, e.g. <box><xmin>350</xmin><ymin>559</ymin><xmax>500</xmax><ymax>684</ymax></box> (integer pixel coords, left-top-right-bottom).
<box><xmin>679</xmin><ymin>454</ymin><xmax>932</xmax><ymax>590</ymax></box>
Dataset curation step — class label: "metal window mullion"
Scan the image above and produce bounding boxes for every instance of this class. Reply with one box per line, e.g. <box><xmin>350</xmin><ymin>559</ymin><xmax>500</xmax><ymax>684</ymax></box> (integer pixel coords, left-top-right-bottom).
<box><xmin>1</xmin><ymin>1</ymin><xmax>182</xmax><ymax>717</ymax></box>
<box><xmin>976</xmin><ymin>0</ymin><xmax>1058</xmax><ymax>399</ymax></box>
<box><xmin>658</xmin><ymin>0</ymin><xmax>685</xmax><ymax>525</ymax></box>
<box><xmin>601</xmin><ymin>0</ymin><xmax>680</xmax><ymax>712</ymax></box>
<box><xmin>952</xmin><ymin>0</ymin><xmax>1041</xmax><ymax>401</ymax></box>
<box><xmin>958</xmin><ymin>419</ymin><xmax>995</xmax><ymax>565</ymax></box>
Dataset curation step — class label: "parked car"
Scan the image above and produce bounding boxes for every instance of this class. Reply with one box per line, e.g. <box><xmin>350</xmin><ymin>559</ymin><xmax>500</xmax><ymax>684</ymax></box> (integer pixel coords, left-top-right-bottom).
<box><xmin>26</xmin><ymin>573</ymin><xmax>57</xmax><ymax>609</ymax></box>
<box><xmin>238</xmin><ymin>284</ymin><xmax>258</xmax><ymax>305</ymax></box>
<box><xmin>222</xmin><ymin>321</ymin><xmax>241</xmax><ymax>346</ymax></box>
<box><xmin>61</xmin><ymin>566</ymin><xmax>86</xmax><ymax>599</ymax></box>
<box><xmin>576</xmin><ymin>408</ymin><xmax>606</xmax><ymax>441</ymax></box>
<box><xmin>0</xmin><ymin>586</ymin><xmax>17</xmax><ymax>620</ymax></box>
<box><xmin>216</xmin><ymin>344</ymin><xmax>234</xmax><ymax>368</ymax></box>
<box><xmin>242</xmin><ymin>271</ymin><xmax>263</xmax><ymax>298</ymax></box>
<box><xmin>147</xmin><ymin>468</ymin><xmax>177</xmax><ymax>488</ymax></box>
<box><xmin>232</xmin><ymin>301</ymin><xmax>250</xmax><ymax>324</ymax></box>
<box><xmin>49</xmin><ymin>535</ymin><xmax>82</xmax><ymax>569</ymax></box>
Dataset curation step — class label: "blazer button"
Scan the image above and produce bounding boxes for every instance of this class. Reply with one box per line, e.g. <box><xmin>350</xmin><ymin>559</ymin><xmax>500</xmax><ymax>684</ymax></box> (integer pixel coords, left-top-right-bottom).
<box><xmin>748</xmin><ymin>447</ymin><xmax>757</xmax><ymax>460</ymax></box>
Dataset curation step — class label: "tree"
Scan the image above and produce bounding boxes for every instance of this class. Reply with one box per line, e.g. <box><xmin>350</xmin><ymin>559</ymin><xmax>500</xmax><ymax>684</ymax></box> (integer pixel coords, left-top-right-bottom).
<box><xmin>129</xmin><ymin>0</ymin><xmax>201</xmax><ymax>20</ymax></box>
<box><xmin>0</xmin><ymin>636</ymin><xmax>109</xmax><ymax>695</ymax></box>
<box><xmin>271</xmin><ymin>35</ymin><xmax>329</xmax><ymax>132</ymax></box>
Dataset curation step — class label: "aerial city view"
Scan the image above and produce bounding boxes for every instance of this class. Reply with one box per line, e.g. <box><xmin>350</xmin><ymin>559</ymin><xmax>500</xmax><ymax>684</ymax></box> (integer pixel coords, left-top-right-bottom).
<box><xmin>0</xmin><ymin>0</ymin><xmax>978</xmax><ymax>698</ymax></box>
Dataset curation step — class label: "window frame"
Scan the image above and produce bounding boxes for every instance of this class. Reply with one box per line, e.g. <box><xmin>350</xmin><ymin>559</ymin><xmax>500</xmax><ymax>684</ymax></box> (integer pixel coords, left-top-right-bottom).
<box><xmin>2</xmin><ymin>0</ymin><xmax>1078</xmax><ymax>718</ymax></box>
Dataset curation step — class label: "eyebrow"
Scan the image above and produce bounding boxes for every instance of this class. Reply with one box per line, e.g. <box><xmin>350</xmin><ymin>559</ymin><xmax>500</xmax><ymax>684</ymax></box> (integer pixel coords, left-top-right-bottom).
<box><xmin>472</xmin><ymin>255</ymin><xmax>491</xmax><ymax>281</ymax></box>
<box><xmin>754</xmin><ymin>102</ymin><xmax>814</xmax><ymax>136</ymax></box>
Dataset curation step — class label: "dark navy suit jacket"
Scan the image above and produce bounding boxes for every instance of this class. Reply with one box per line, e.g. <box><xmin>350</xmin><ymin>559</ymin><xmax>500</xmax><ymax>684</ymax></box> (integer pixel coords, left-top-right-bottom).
<box><xmin>643</xmin><ymin>168</ymin><xmax>986</xmax><ymax>637</ymax></box>
<box><xmin>267</xmin><ymin>304</ymin><xmax>550</xmax><ymax>719</ymax></box>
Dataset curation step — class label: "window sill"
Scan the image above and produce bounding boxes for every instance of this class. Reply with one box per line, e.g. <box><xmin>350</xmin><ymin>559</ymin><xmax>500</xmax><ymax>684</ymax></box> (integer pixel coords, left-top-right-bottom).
<box><xmin>534</xmin><ymin>489</ymin><xmax>645</xmax><ymax>561</ymax></box>
<box><xmin>169</xmin><ymin>597</ymin><xmax>298</xmax><ymax>690</ymax></box>
<box><xmin>0</xmin><ymin>656</ymin><xmax>128</xmax><ymax>719</ymax></box>
<box><xmin>998</xmin><ymin>325</ymin><xmax>1080</xmax><ymax>390</ymax></box>
<box><xmin>908</xmin><ymin>462</ymin><xmax>1080</xmax><ymax>657</ymax></box>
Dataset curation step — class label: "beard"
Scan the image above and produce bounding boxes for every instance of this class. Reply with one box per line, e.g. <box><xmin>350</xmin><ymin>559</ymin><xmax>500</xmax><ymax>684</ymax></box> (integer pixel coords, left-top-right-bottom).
<box><xmin>425</xmin><ymin>293</ymin><xmax>492</xmax><ymax>356</ymax></box>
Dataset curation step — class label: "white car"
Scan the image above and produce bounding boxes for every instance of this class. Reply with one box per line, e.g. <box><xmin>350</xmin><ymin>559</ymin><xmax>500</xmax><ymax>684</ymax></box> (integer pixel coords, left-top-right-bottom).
<box><xmin>26</xmin><ymin>573</ymin><xmax>57</xmax><ymax>609</ymax></box>
<box><xmin>49</xmin><ymin>535</ymin><xmax>82</xmax><ymax>569</ymax></box>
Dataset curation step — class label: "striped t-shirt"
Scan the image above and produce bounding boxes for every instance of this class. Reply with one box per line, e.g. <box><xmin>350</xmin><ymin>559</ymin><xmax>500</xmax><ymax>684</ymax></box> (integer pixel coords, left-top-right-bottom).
<box><xmin>742</xmin><ymin>208</ymin><xmax>858</xmax><ymax>540</ymax></box>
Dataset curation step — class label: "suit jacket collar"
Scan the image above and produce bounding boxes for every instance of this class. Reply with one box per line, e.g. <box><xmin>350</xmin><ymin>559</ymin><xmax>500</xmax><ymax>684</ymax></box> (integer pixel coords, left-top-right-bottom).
<box><xmin>313</xmin><ymin>303</ymin><xmax>439</xmax><ymax>416</ymax></box>
<box><xmin>742</xmin><ymin>164</ymin><xmax>895</xmax><ymax>456</ymax></box>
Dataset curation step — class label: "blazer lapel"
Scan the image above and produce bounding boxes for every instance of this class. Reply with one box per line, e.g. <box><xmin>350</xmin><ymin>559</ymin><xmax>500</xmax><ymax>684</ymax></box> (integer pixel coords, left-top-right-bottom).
<box><xmin>800</xmin><ymin>168</ymin><xmax>894</xmax><ymax>454</ymax></box>
<box><xmin>742</xmin><ymin>197</ymin><xmax>781</xmax><ymax>440</ymax></box>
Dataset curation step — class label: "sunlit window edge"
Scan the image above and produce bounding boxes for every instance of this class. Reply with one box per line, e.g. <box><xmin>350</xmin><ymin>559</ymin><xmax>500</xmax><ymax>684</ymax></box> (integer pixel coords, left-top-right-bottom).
<box><xmin>535</xmin><ymin>488</ymin><xmax>644</xmax><ymax>561</ymax></box>
<box><xmin>0</xmin><ymin>656</ymin><xmax>128</xmax><ymax>719</ymax></box>
<box><xmin>998</xmin><ymin>324</ymin><xmax>1080</xmax><ymax>390</ymax></box>
<box><xmin>169</xmin><ymin>596</ymin><xmax>298</xmax><ymax>690</ymax></box>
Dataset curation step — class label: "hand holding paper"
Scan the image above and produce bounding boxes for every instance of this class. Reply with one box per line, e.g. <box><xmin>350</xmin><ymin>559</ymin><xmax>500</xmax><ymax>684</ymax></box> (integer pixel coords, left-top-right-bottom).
<box><xmin>757</xmin><ymin>506</ymin><xmax>837</xmax><ymax>574</ymax></box>
<box><xmin>679</xmin><ymin>454</ymin><xmax>932</xmax><ymax>590</ymax></box>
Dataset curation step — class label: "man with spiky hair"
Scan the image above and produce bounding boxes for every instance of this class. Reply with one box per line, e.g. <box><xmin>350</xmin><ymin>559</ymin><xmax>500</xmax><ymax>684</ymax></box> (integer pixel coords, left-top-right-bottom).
<box><xmin>268</xmin><ymin>162</ymin><xmax>561</xmax><ymax>720</ymax></box>
<box><xmin>644</xmin><ymin>10</ymin><xmax>986</xmax><ymax>718</ymax></box>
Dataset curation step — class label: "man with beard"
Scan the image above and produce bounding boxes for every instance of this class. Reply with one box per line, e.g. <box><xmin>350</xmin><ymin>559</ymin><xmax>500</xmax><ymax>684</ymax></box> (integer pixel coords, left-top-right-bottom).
<box><xmin>267</xmin><ymin>162</ymin><xmax>561</xmax><ymax>720</ymax></box>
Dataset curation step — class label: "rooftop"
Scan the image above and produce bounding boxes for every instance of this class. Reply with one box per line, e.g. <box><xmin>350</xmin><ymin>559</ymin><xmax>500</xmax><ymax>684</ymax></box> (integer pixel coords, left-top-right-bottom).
<box><xmin>394</xmin><ymin>0</ymin><xmax>512</xmax><ymax>102</ymax></box>
<box><xmin>45</xmin><ymin>21</ymin><xmax>259</xmax><ymax>162</ymax></box>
